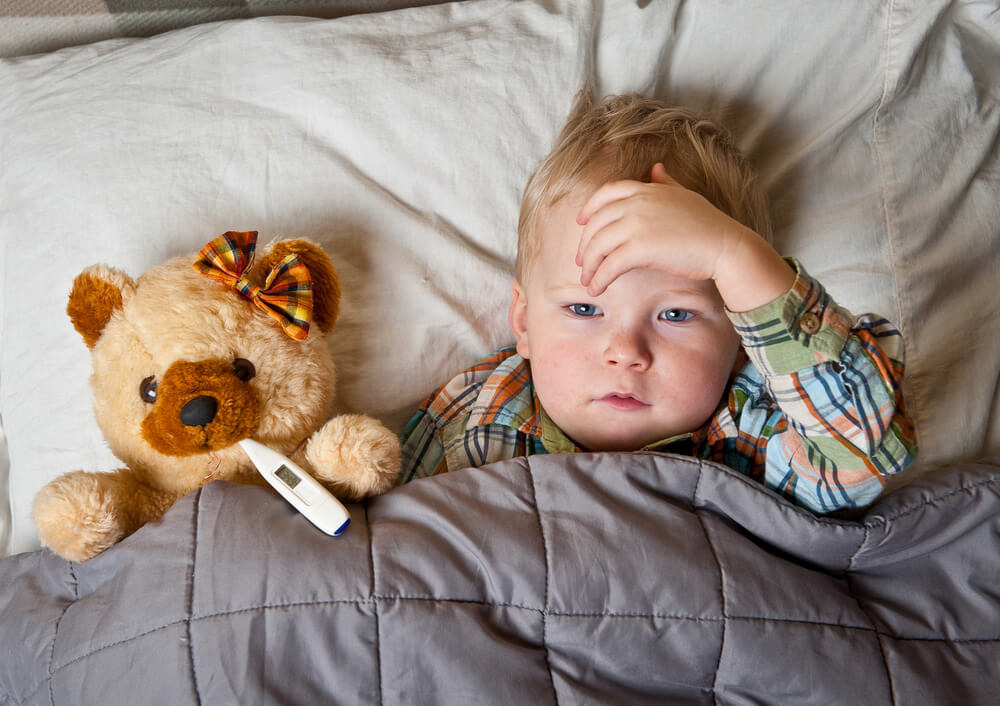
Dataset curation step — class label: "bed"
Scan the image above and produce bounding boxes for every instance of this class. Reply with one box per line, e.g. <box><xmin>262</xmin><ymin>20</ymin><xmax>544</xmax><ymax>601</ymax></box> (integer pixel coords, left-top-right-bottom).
<box><xmin>1</xmin><ymin>0</ymin><xmax>998</xmax><ymax>703</ymax></box>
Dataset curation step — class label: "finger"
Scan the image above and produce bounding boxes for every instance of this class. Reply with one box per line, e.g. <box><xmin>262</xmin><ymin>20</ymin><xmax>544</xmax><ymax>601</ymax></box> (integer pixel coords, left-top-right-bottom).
<box><xmin>578</xmin><ymin>215</ymin><xmax>636</xmax><ymax>287</ymax></box>
<box><xmin>649</xmin><ymin>162</ymin><xmax>676</xmax><ymax>185</ymax></box>
<box><xmin>576</xmin><ymin>179</ymin><xmax>646</xmax><ymax>226</ymax></box>
<box><xmin>585</xmin><ymin>239</ymin><xmax>644</xmax><ymax>297</ymax></box>
<box><xmin>576</xmin><ymin>200</ymin><xmax>625</xmax><ymax>267</ymax></box>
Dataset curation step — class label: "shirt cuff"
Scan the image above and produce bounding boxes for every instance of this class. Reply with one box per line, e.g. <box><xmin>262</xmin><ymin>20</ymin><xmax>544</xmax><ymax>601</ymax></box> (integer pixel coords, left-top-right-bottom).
<box><xmin>726</xmin><ymin>259</ymin><xmax>854</xmax><ymax>376</ymax></box>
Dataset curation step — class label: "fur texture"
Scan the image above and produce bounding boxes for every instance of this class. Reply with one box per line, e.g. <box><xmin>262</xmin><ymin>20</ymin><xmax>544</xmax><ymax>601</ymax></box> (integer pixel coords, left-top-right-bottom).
<box><xmin>67</xmin><ymin>264</ymin><xmax>134</xmax><ymax>348</ymax></box>
<box><xmin>33</xmin><ymin>236</ymin><xmax>400</xmax><ymax>561</ymax></box>
<box><xmin>141</xmin><ymin>359</ymin><xmax>261</xmax><ymax>456</ymax></box>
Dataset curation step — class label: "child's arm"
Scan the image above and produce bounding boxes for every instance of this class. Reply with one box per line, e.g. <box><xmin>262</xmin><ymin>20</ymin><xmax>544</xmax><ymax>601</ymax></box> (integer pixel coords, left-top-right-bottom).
<box><xmin>711</xmin><ymin>262</ymin><xmax>917</xmax><ymax>511</ymax></box>
<box><xmin>577</xmin><ymin>166</ymin><xmax>917</xmax><ymax>511</ymax></box>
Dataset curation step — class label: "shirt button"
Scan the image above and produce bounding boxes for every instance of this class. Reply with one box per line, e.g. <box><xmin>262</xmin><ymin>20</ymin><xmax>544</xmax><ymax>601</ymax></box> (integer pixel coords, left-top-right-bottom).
<box><xmin>799</xmin><ymin>311</ymin><xmax>822</xmax><ymax>335</ymax></box>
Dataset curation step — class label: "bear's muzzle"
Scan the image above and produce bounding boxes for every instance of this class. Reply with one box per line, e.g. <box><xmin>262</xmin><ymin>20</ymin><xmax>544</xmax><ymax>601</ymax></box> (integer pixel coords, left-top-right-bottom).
<box><xmin>141</xmin><ymin>359</ymin><xmax>261</xmax><ymax>456</ymax></box>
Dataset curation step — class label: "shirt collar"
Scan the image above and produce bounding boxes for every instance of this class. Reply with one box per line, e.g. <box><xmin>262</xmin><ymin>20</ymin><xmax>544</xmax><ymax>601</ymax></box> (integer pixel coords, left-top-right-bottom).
<box><xmin>466</xmin><ymin>350</ymin><xmax>547</xmax><ymax>437</ymax></box>
<box><xmin>466</xmin><ymin>349</ymin><xmax>693</xmax><ymax>454</ymax></box>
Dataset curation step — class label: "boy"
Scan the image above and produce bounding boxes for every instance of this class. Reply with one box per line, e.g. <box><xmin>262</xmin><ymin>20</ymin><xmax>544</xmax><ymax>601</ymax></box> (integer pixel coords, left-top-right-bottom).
<box><xmin>399</xmin><ymin>93</ymin><xmax>916</xmax><ymax>513</ymax></box>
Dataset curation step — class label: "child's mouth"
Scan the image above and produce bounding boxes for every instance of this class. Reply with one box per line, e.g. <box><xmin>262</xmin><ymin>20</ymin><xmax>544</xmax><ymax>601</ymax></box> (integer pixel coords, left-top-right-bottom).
<box><xmin>598</xmin><ymin>393</ymin><xmax>650</xmax><ymax>411</ymax></box>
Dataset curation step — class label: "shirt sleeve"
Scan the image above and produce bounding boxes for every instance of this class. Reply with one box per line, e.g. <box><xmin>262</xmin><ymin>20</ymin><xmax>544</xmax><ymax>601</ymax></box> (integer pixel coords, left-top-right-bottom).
<box><xmin>398</xmin><ymin>405</ymin><xmax>449</xmax><ymax>484</ymax></box>
<box><xmin>723</xmin><ymin>259</ymin><xmax>917</xmax><ymax>513</ymax></box>
<box><xmin>398</xmin><ymin>348</ymin><xmax>517</xmax><ymax>483</ymax></box>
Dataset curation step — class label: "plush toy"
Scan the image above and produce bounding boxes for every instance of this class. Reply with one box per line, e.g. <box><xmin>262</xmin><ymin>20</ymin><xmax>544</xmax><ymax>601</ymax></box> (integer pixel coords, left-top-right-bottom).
<box><xmin>33</xmin><ymin>231</ymin><xmax>400</xmax><ymax>561</ymax></box>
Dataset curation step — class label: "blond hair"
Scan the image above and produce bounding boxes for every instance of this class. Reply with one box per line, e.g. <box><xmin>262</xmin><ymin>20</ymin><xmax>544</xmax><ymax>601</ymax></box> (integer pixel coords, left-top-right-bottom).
<box><xmin>516</xmin><ymin>91</ymin><xmax>772</xmax><ymax>282</ymax></box>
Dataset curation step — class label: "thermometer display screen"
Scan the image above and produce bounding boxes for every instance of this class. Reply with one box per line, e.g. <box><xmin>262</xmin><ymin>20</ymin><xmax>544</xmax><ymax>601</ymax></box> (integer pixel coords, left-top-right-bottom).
<box><xmin>275</xmin><ymin>464</ymin><xmax>301</xmax><ymax>489</ymax></box>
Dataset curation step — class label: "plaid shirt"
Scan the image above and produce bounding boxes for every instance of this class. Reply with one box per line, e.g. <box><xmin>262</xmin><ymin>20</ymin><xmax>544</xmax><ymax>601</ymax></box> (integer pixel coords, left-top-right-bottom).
<box><xmin>399</xmin><ymin>262</ymin><xmax>917</xmax><ymax>513</ymax></box>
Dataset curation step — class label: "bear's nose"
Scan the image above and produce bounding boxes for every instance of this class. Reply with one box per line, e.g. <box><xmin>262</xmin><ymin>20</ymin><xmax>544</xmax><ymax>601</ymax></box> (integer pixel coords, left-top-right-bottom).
<box><xmin>179</xmin><ymin>396</ymin><xmax>218</xmax><ymax>427</ymax></box>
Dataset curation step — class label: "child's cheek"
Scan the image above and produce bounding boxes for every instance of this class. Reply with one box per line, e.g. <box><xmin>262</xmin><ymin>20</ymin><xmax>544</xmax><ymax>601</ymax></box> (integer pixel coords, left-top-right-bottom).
<box><xmin>529</xmin><ymin>334</ymin><xmax>589</xmax><ymax>407</ymax></box>
<box><xmin>685</xmin><ymin>349</ymin><xmax>738</xmax><ymax>418</ymax></box>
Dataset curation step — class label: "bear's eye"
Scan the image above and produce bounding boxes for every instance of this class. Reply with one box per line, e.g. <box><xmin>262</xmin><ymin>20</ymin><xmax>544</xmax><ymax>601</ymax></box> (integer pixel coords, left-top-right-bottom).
<box><xmin>233</xmin><ymin>358</ymin><xmax>256</xmax><ymax>382</ymax></box>
<box><xmin>140</xmin><ymin>376</ymin><xmax>158</xmax><ymax>404</ymax></box>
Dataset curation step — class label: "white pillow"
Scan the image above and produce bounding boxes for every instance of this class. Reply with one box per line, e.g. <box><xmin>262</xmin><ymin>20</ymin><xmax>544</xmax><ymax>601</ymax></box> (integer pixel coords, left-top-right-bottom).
<box><xmin>2</xmin><ymin>0</ymin><xmax>998</xmax><ymax>556</ymax></box>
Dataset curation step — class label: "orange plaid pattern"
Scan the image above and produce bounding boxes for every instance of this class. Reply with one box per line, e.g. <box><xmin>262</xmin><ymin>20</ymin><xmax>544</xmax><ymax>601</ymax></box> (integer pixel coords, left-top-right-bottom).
<box><xmin>194</xmin><ymin>231</ymin><xmax>314</xmax><ymax>340</ymax></box>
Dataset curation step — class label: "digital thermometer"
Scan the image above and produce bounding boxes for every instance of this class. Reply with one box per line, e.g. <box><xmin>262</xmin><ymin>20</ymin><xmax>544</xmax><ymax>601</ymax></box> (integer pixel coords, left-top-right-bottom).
<box><xmin>239</xmin><ymin>439</ymin><xmax>351</xmax><ymax>536</ymax></box>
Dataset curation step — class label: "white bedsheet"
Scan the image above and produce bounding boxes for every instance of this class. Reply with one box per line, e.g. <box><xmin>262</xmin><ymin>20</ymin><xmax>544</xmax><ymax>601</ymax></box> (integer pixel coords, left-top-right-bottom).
<box><xmin>2</xmin><ymin>0</ymin><xmax>998</xmax><ymax>556</ymax></box>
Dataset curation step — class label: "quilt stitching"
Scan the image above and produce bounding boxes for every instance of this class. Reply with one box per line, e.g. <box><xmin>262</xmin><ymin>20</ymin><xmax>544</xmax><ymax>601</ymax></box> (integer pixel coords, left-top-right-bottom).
<box><xmin>23</xmin><ymin>620</ymin><xmax>200</xmax><ymax>706</ymax></box>
<box><xmin>23</xmin><ymin>594</ymin><xmax>1000</xmax><ymax>704</ymax></box>
<box><xmin>845</xmin><ymin>572</ymin><xmax>897</xmax><ymax>703</ymax></box>
<box><xmin>525</xmin><ymin>461</ymin><xmax>560</xmax><ymax>706</ymax></box>
<box><xmin>365</xmin><ymin>503</ymin><xmax>384</xmax><ymax>706</ymax></box>
<box><xmin>664</xmin><ymin>451</ymin><xmax>865</xmax><ymax>535</ymax></box>
<box><xmin>192</xmin><ymin>598</ymin><xmax>884</xmax><ymax>631</ymax></box>
<box><xmin>699</xmin><ymin>525</ymin><xmax>727</xmax><ymax>703</ymax></box>
<box><xmin>68</xmin><ymin>562</ymin><xmax>79</xmax><ymax>601</ymax></box>
<box><xmin>44</xmin><ymin>603</ymin><xmax>70</xmax><ymax>706</ymax></box>
<box><xmin>185</xmin><ymin>596</ymin><xmax>1000</xmax><ymax>644</ymax></box>
<box><xmin>42</xmin><ymin>561</ymin><xmax>80</xmax><ymax>705</ymax></box>
<box><xmin>14</xmin><ymin>460</ymin><xmax>1000</xmax><ymax>702</ymax></box>
<box><xmin>187</xmin><ymin>487</ymin><xmax>204</xmax><ymax>706</ymax></box>
<box><xmin>650</xmin><ymin>451</ymin><xmax>996</xmax><ymax>536</ymax></box>
<box><xmin>846</xmin><ymin>522</ymin><xmax>871</xmax><ymax>572</ymax></box>
<box><xmin>862</xmin><ymin>474</ymin><xmax>1000</xmax><ymax>526</ymax></box>
<box><xmin>696</xmin><ymin>461</ymin><xmax>728</xmax><ymax>704</ymax></box>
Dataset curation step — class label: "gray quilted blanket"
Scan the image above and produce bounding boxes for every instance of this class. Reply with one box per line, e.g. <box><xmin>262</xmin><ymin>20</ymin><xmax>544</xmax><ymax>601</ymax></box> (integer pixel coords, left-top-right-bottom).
<box><xmin>2</xmin><ymin>452</ymin><xmax>998</xmax><ymax>705</ymax></box>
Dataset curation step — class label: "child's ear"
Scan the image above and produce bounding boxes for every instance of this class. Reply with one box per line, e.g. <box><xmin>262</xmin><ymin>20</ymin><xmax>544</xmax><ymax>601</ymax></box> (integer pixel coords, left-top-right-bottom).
<box><xmin>508</xmin><ymin>280</ymin><xmax>531</xmax><ymax>360</ymax></box>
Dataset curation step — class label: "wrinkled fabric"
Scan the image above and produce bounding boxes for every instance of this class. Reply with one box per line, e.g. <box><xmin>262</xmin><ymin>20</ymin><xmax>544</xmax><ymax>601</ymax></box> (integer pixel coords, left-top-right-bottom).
<box><xmin>3</xmin><ymin>0</ymin><xmax>1000</xmax><ymax>560</ymax></box>
<box><xmin>2</xmin><ymin>452</ymin><xmax>997</xmax><ymax>705</ymax></box>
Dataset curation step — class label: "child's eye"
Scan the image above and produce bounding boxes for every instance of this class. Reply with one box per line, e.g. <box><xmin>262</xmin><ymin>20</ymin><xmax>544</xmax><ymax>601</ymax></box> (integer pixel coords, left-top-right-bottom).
<box><xmin>567</xmin><ymin>303</ymin><xmax>603</xmax><ymax>317</ymax></box>
<box><xmin>659</xmin><ymin>308</ymin><xmax>694</xmax><ymax>322</ymax></box>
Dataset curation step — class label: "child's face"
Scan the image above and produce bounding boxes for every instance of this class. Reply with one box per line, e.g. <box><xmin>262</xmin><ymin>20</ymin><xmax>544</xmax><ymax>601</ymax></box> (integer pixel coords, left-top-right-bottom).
<box><xmin>509</xmin><ymin>190</ymin><xmax>743</xmax><ymax>452</ymax></box>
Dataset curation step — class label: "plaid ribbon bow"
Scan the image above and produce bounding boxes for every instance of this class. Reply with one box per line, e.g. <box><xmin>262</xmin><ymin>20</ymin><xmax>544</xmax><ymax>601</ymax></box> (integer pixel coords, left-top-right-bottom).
<box><xmin>193</xmin><ymin>231</ymin><xmax>313</xmax><ymax>340</ymax></box>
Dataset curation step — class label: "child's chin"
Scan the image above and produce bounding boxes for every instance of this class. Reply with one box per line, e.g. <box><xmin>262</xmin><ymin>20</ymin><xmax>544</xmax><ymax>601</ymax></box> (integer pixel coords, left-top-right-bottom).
<box><xmin>560</xmin><ymin>415</ymin><xmax>666</xmax><ymax>452</ymax></box>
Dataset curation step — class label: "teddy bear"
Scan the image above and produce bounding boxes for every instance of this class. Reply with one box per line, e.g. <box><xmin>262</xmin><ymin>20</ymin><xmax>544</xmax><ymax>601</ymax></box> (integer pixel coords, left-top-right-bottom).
<box><xmin>33</xmin><ymin>231</ymin><xmax>400</xmax><ymax>562</ymax></box>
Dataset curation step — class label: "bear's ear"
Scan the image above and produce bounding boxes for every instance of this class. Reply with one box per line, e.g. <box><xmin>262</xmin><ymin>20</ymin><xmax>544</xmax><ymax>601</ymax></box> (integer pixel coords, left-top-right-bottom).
<box><xmin>67</xmin><ymin>265</ymin><xmax>137</xmax><ymax>348</ymax></box>
<box><xmin>255</xmin><ymin>240</ymin><xmax>341</xmax><ymax>333</ymax></box>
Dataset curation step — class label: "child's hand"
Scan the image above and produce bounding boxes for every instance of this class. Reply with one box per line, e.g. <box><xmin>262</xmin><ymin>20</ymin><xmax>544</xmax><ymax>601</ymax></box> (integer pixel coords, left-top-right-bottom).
<box><xmin>576</xmin><ymin>163</ymin><xmax>740</xmax><ymax>291</ymax></box>
<box><xmin>575</xmin><ymin>163</ymin><xmax>794</xmax><ymax>312</ymax></box>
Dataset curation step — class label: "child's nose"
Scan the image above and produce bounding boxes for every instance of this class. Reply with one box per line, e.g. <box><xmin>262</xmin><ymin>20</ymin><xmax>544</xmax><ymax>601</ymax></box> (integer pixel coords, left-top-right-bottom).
<box><xmin>604</xmin><ymin>330</ymin><xmax>652</xmax><ymax>371</ymax></box>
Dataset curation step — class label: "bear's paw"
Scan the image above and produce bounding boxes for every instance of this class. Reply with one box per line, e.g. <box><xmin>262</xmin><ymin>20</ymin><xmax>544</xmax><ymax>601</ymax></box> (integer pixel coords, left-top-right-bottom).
<box><xmin>33</xmin><ymin>471</ymin><xmax>127</xmax><ymax>562</ymax></box>
<box><xmin>306</xmin><ymin>414</ymin><xmax>401</xmax><ymax>500</ymax></box>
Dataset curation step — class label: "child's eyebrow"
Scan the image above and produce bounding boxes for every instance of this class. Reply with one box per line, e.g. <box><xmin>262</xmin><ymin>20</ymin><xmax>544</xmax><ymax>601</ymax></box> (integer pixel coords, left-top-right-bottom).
<box><xmin>660</xmin><ymin>288</ymin><xmax>717</xmax><ymax>300</ymax></box>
